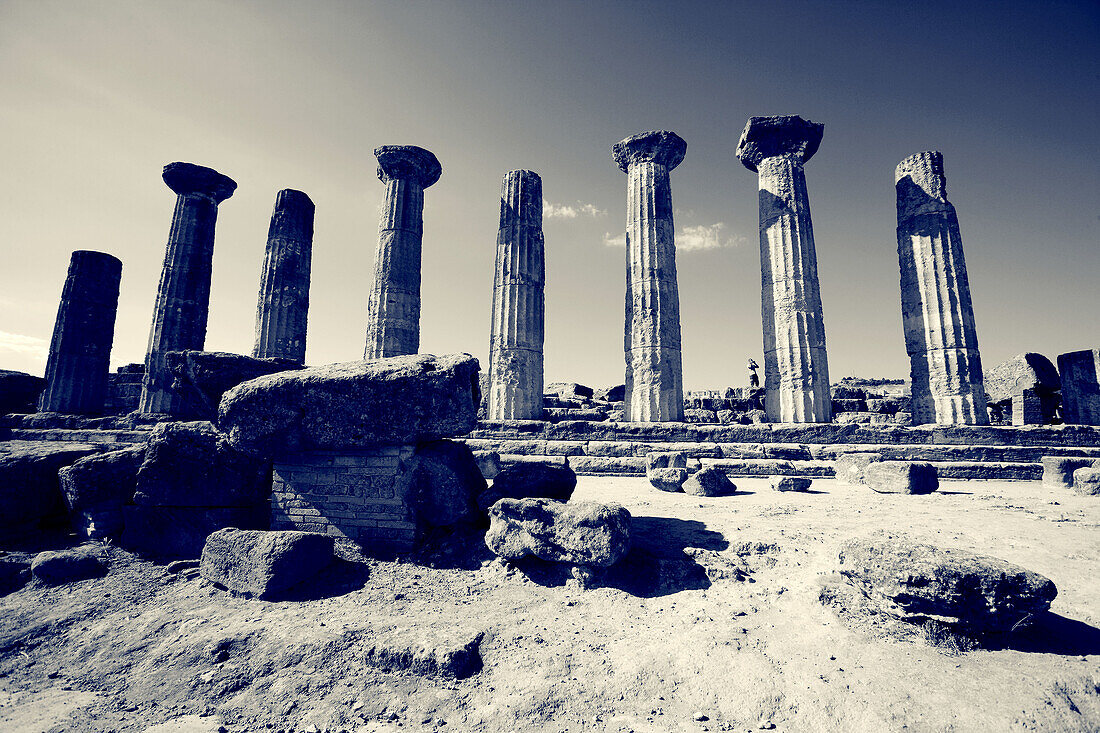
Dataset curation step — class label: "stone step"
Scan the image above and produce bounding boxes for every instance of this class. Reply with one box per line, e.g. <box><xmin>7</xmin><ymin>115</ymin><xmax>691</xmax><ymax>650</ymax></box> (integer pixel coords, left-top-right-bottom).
<box><xmin>6</xmin><ymin>428</ymin><xmax>150</xmax><ymax>445</ymax></box>
<box><xmin>468</xmin><ymin>419</ymin><xmax>1100</xmax><ymax>448</ymax></box>
<box><xmin>496</xmin><ymin>453</ymin><xmax>1044</xmax><ymax>481</ymax></box>
<box><xmin>461</xmin><ymin>437</ymin><xmax>1100</xmax><ymax>464</ymax></box>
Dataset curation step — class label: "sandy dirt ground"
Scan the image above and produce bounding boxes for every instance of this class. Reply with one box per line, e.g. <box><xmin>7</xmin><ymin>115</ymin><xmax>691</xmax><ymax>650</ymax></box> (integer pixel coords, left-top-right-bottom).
<box><xmin>1</xmin><ymin>475</ymin><xmax>1098</xmax><ymax>733</ymax></box>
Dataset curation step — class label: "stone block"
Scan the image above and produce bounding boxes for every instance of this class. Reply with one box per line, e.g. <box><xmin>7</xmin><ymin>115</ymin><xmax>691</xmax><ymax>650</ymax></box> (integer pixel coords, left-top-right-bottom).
<box><xmin>834</xmin><ymin>452</ymin><xmax>882</xmax><ymax>485</ymax></box>
<box><xmin>771</xmin><ymin>476</ymin><xmax>812</xmax><ymax>492</ymax></box>
<box><xmin>486</xmin><ymin>498</ymin><xmax>631</xmax><ymax>567</ymax></box>
<box><xmin>683</xmin><ymin>467</ymin><xmax>737</xmax><ymax>497</ymax></box>
<box><xmin>1072</xmin><ymin>467</ymin><xmax>1100</xmax><ymax>496</ymax></box>
<box><xmin>59</xmin><ymin>445</ymin><xmax>145</xmax><ymax>540</ymax></box>
<box><xmin>0</xmin><ymin>441</ymin><xmax>101</xmax><ymax>530</ymax></box>
<box><xmin>30</xmin><ymin>546</ymin><xmax>108</xmax><ymax>584</ymax></box>
<box><xmin>200</xmin><ymin>528</ymin><xmax>334</xmax><ymax>598</ymax></box>
<box><xmin>864</xmin><ymin>461</ymin><xmax>938</xmax><ymax>495</ymax></box>
<box><xmin>1040</xmin><ymin>456</ymin><xmax>1097</xmax><ymax>489</ymax></box>
<box><xmin>647</xmin><ymin>467</ymin><xmax>686</xmax><ymax>492</ymax></box>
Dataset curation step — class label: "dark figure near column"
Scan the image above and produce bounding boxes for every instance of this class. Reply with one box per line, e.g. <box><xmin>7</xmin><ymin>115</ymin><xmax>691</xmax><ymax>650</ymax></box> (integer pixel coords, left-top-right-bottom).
<box><xmin>748</xmin><ymin>358</ymin><xmax>760</xmax><ymax>389</ymax></box>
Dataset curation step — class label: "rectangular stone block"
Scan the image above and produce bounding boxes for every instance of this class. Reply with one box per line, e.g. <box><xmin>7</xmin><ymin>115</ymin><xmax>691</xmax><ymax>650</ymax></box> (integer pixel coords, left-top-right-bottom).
<box><xmin>1058</xmin><ymin>350</ymin><xmax>1100</xmax><ymax>425</ymax></box>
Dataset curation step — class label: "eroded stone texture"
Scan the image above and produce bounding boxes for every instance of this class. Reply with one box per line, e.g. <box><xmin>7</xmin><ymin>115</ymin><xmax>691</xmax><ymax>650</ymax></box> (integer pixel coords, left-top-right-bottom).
<box><xmin>612</xmin><ymin>131</ymin><xmax>686</xmax><ymax>422</ymax></box>
<box><xmin>895</xmin><ymin>152</ymin><xmax>987</xmax><ymax>425</ymax></box>
<box><xmin>254</xmin><ymin>189</ymin><xmax>314</xmax><ymax>363</ymax></box>
<box><xmin>1057</xmin><ymin>349</ymin><xmax>1100</xmax><ymax>425</ymax></box>
<box><xmin>365</xmin><ymin>146</ymin><xmax>441</xmax><ymax>359</ymax></box>
<box><xmin>488</xmin><ymin>170</ymin><xmax>544</xmax><ymax>420</ymax></box>
<box><xmin>736</xmin><ymin>116</ymin><xmax>831</xmax><ymax>423</ymax></box>
<box><xmin>39</xmin><ymin>251</ymin><xmax>122</xmax><ymax>415</ymax></box>
<box><xmin>140</xmin><ymin>162</ymin><xmax>237</xmax><ymax>415</ymax></box>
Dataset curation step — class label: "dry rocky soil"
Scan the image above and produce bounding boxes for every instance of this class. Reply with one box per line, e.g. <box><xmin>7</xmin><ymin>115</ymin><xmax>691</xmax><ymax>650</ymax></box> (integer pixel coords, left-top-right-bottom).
<box><xmin>1</xmin><ymin>476</ymin><xmax>1098</xmax><ymax>733</ymax></box>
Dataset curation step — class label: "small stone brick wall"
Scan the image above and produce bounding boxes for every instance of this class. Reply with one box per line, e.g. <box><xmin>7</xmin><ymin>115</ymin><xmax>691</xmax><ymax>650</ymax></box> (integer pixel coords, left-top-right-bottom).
<box><xmin>270</xmin><ymin>446</ymin><xmax>417</xmax><ymax>553</ymax></box>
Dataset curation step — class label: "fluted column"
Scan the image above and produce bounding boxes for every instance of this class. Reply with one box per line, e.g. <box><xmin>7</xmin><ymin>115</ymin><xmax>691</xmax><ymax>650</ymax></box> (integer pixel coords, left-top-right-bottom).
<box><xmin>139</xmin><ymin>162</ymin><xmax>236</xmax><ymax>415</ymax></box>
<box><xmin>253</xmin><ymin>189</ymin><xmax>314</xmax><ymax>363</ymax></box>
<box><xmin>364</xmin><ymin>145</ymin><xmax>442</xmax><ymax>359</ymax></box>
<box><xmin>39</xmin><ymin>251</ymin><xmax>122</xmax><ymax>414</ymax></box>
<box><xmin>613</xmin><ymin>130</ymin><xmax>686</xmax><ymax>422</ymax></box>
<box><xmin>488</xmin><ymin>170</ymin><xmax>545</xmax><ymax>420</ymax></box>
<box><xmin>896</xmin><ymin>151</ymin><xmax>988</xmax><ymax>425</ymax></box>
<box><xmin>736</xmin><ymin>115</ymin><xmax>831</xmax><ymax>423</ymax></box>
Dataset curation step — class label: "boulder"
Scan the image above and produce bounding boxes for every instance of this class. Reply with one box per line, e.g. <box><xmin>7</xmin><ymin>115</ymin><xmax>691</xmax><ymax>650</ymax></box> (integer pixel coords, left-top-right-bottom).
<box><xmin>1040</xmin><ymin>456</ymin><xmax>1097</xmax><ymax>489</ymax></box>
<box><xmin>0</xmin><ymin>369</ymin><xmax>47</xmax><ymax>414</ymax></box>
<box><xmin>836</xmin><ymin>534</ymin><xmax>1057</xmax><ymax>635</ymax></box>
<box><xmin>398</xmin><ymin>440</ymin><xmax>486</xmax><ymax>528</ymax></box>
<box><xmin>745</xmin><ymin>410</ymin><xmax>767</xmax><ymax>424</ymax></box>
<box><xmin>218</xmin><ymin>353</ymin><xmax>481</xmax><ymax>456</ymax></box>
<box><xmin>648</xmin><ymin>467</ymin><xmax>687</xmax><ymax>492</ymax></box>
<box><xmin>473</xmin><ymin>450</ymin><xmax>502</xmax><ymax>480</ymax></box>
<box><xmin>485</xmin><ymin>498</ymin><xmax>631</xmax><ymax>567</ymax></box>
<box><xmin>200</xmin><ymin>528</ymin><xmax>334</xmax><ymax>599</ymax></box>
<box><xmin>683</xmin><ymin>408</ymin><xmax>717</xmax><ymax>424</ymax></box>
<box><xmin>0</xmin><ymin>441</ymin><xmax>101</xmax><ymax>531</ymax></box>
<box><xmin>715</xmin><ymin>409</ymin><xmax>736</xmax><ymax>425</ymax></box>
<box><xmin>984</xmin><ymin>353</ymin><xmax>1060</xmax><ymax>404</ymax></box>
<box><xmin>645</xmin><ymin>451</ymin><xmax>687</xmax><ymax>472</ymax></box>
<box><xmin>478</xmin><ymin>462</ymin><xmax>576</xmax><ymax>511</ymax></box>
<box><xmin>595</xmin><ymin>384</ymin><xmax>626</xmax><ymax>403</ymax></box>
<box><xmin>1057</xmin><ymin>349</ymin><xmax>1100</xmax><ymax>425</ymax></box>
<box><xmin>864</xmin><ymin>461</ymin><xmax>938</xmax><ymax>494</ymax></box>
<box><xmin>893</xmin><ymin>411</ymin><xmax>912</xmax><ymax>426</ymax></box>
<box><xmin>0</xmin><ymin>556</ymin><xmax>31</xmax><ymax>595</ymax></box>
<box><xmin>30</xmin><ymin>546</ymin><xmax>107</xmax><ymax>584</ymax></box>
<box><xmin>1072</xmin><ymin>467</ymin><xmax>1100</xmax><ymax>496</ymax></box>
<box><xmin>59</xmin><ymin>445</ymin><xmax>145</xmax><ymax>540</ymax></box>
<box><xmin>165</xmin><ymin>350</ymin><xmax>303</xmax><ymax>420</ymax></box>
<box><xmin>133</xmin><ymin>421</ymin><xmax>269</xmax><ymax>508</ymax></box>
<box><xmin>771</xmin><ymin>476</ymin><xmax>812</xmax><ymax>492</ymax></box>
<box><xmin>683</xmin><ymin>467</ymin><xmax>737</xmax><ymax>496</ymax></box>
<box><xmin>835</xmin><ymin>452</ymin><xmax>882</xmax><ymax>485</ymax></box>
<box><xmin>547</xmin><ymin>382</ymin><xmax>594</xmax><ymax>400</ymax></box>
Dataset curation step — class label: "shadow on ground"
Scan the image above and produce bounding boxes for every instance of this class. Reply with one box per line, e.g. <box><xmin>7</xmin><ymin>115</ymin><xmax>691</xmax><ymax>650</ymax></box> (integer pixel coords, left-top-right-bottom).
<box><xmin>514</xmin><ymin>516</ymin><xmax>730</xmax><ymax>598</ymax></box>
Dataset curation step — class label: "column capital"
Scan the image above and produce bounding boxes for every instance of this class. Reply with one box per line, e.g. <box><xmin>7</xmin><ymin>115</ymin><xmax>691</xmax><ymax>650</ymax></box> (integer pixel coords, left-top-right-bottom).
<box><xmin>736</xmin><ymin>115</ymin><xmax>823</xmax><ymax>172</ymax></box>
<box><xmin>162</xmin><ymin>162</ymin><xmax>237</xmax><ymax>203</ymax></box>
<box><xmin>375</xmin><ymin>145</ymin><xmax>442</xmax><ymax>187</ymax></box>
<box><xmin>612</xmin><ymin>130</ymin><xmax>686</xmax><ymax>173</ymax></box>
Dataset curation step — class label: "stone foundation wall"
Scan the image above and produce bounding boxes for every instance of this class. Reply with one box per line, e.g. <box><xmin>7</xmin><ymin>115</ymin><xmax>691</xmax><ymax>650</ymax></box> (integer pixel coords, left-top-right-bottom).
<box><xmin>270</xmin><ymin>446</ymin><xmax>417</xmax><ymax>552</ymax></box>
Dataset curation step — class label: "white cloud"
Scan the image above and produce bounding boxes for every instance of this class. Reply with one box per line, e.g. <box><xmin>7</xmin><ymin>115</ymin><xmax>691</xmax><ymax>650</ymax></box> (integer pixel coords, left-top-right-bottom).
<box><xmin>602</xmin><ymin>231</ymin><xmax>627</xmax><ymax>247</ymax></box>
<box><xmin>601</xmin><ymin>223</ymin><xmax>744</xmax><ymax>251</ymax></box>
<box><xmin>544</xmin><ymin>199</ymin><xmax>606</xmax><ymax>220</ymax></box>
<box><xmin>0</xmin><ymin>331</ymin><xmax>48</xmax><ymax>360</ymax></box>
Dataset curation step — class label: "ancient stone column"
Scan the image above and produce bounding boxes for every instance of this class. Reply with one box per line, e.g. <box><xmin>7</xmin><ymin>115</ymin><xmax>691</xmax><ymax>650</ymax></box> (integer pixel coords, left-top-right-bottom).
<box><xmin>895</xmin><ymin>151</ymin><xmax>988</xmax><ymax>425</ymax></box>
<box><xmin>139</xmin><ymin>162</ymin><xmax>236</xmax><ymax>415</ymax></box>
<box><xmin>364</xmin><ymin>146</ymin><xmax>442</xmax><ymax>359</ymax></box>
<box><xmin>612</xmin><ymin>130</ymin><xmax>686</xmax><ymax>422</ymax></box>
<box><xmin>488</xmin><ymin>170</ymin><xmax>545</xmax><ymax>420</ymax></box>
<box><xmin>39</xmin><ymin>251</ymin><xmax>123</xmax><ymax>414</ymax></box>
<box><xmin>736</xmin><ymin>115</ymin><xmax>832</xmax><ymax>423</ymax></box>
<box><xmin>253</xmin><ymin>189</ymin><xmax>314</xmax><ymax>363</ymax></box>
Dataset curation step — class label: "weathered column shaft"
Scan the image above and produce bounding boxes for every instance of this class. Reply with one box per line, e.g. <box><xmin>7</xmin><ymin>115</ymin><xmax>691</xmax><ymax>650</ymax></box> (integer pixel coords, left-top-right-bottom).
<box><xmin>139</xmin><ymin>162</ymin><xmax>235</xmax><ymax>415</ymax></box>
<box><xmin>366</xmin><ymin>178</ymin><xmax>424</xmax><ymax>358</ymax></box>
<box><xmin>39</xmin><ymin>251</ymin><xmax>122</xmax><ymax>414</ymax></box>
<box><xmin>624</xmin><ymin>160</ymin><xmax>683</xmax><ymax>421</ymax></box>
<box><xmin>758</xmin><ymin>155</ymin><xmax>831</xmax><ymax>422</ymax></box>
<box><xmin>254</xmin><ymin>189</ymin><xmax>314</xmax><ymax>363</ymax></box>
<box><xmin>737</xmin><ymin>115</ymin><xmax>831</xmax><ymax>423</ymax></box>
<box><xmin>896</xmin><ymin>151</ymin><xmax>987</xmax><ymax>425</ymax></box>
<box><xmin>612</xmin><ymin>131</ymin><xmax>686</xmax><ymax>423</ymax></box>
<box><xmin>364</xmin><ymin>145</ymin><xmax>441</xmax><ymax>360</ymax></box>
<box><xmin>488</xmin><ymin>170</ymin><xmax>544</xmax><ymax>420</ymax></box>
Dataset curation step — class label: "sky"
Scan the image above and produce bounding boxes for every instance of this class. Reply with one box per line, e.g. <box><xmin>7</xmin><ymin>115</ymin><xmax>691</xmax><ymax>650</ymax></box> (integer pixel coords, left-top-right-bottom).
<box><xmin>1</xmin><ymin>0</ymin><xmax>1097</xmax><ymax>391</ymax></box>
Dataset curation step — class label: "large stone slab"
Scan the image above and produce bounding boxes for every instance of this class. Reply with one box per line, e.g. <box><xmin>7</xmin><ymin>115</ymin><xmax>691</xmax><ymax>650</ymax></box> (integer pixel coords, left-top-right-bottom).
<box><xmin>984</xmin><ymin>353</ymin><xmax>1060</xmax><ymax>403</ymax></box>
<box><xmin>165</xmin><ymin>350</ymin><xmax>302</xmax><ymax>420</ymax></box>
<box><xmin>199</xmin><ymin>527</ymin><xmax>334</xmax><ymax>599</ymax></box>
<box><xmin>1041</xmin><ymin>456</ymin><xmax>1097</xmax><ymax>489</ymax></box>
<box><xmin>477</xmin><ymin>461</ymin><xmax>576</xmax><ymax>510</ymax></box>
<box><xmin>837</xmin><ymin>535</ymin><xmax>1057</xmax><ymax>635</ymax></box>
<box><xmin>683</xmin><ymin>466</ymin><xmax>737</xmax><ymax>496</ymax></box>
<box><xmin>1072</xmin><ymin>467</ymin><xmax>1100</xmax><ymax>496</ymax></box>
<box><xmin>59</xmin><ymin>445</ymin><xmax>145</xmax><ymax>539</ymax></box>
<box><xmin>30</xmin><ymin>545</ymin><xmax>108</xmax><ymax>584</ymax></box>
<box><xmin>134</xmin><ymin>421</ymin><xmax>269</xmax><ymax>507</ymax></box>
<box><xmin>1058</xmin><ymin>349</ymin><xmax>1100</xmax><ymax>425</ymax></box>
<box><xmin>398</xmin><ymin>439</ymin><xmax>485</xmax><ymax>528</ymax></box>
<box><xmin>0</xmin><ymin>441</ymin><xmax>101</xmax><ymax>530</ymax></box>
<box><xmin>218</xmin><ymin>353</ymin><xmax>480</xmax><ymax>455</ymax></box>
<box><xmin>486</xmin><ymin>498</ymin><xmax>631</xmax><ymax>567</ymax></box>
